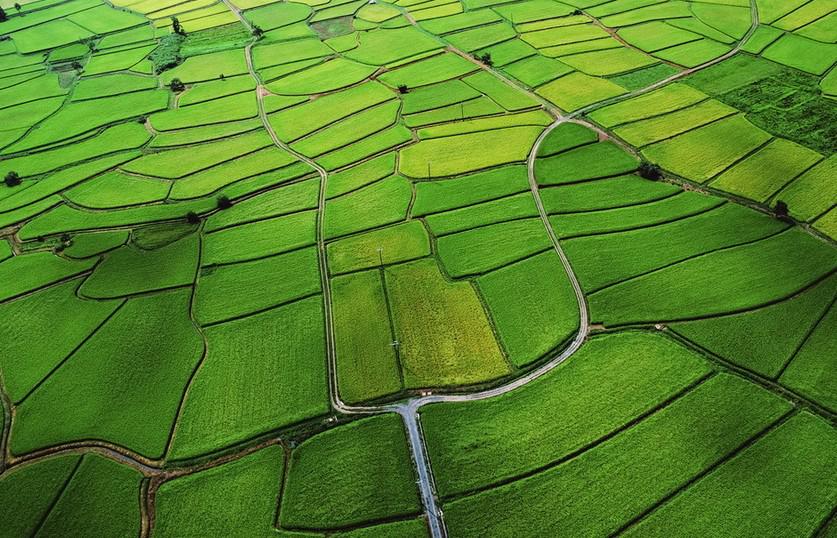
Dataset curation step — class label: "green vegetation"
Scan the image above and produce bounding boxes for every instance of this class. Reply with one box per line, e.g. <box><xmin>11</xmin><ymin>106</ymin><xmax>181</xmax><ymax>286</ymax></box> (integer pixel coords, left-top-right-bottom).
<box><xmin>672</xmin><ymin>274</ymin><xmax>837</xmax><ymax>377</ymax></box>
<box><xmin>423</xmin><ymin>332</ymin><xmax>712</xmax><ymax>497</ymax></box>
<box><xmin>687</xmin><ymin>57</ymin><xmax>837</xmax><ymax>155</ymax></box>
<box><xmin>763</xmin><ymin>33</ymin><xmax>837</xmax><ymax>75</ymax></box>
<box><xmin>565</xmin><ymin>202</ymin><xmax>787</xmax><ymax>292</ymax></box>
<box><xmin>378</xmin><ymin>52</ymin><xmax>476</xmax><ymax>87</ymax></box>
<box><xmin>536</xmin><ymin>141</ymin><xmax>639</xmax><ymax>185</ymax></box>
<box><xmin>333</xmin><ymin>270</ymin><xmax>402</xmax><ymax>403</ymax></box>
<box><xmin>624</xmin><ymin>412</ymin><xmax>837</xmax><ymax>537</ymax></box>
<box><xmin>280</xmin><ymin>414</ymin><xmax>421</xmax><ymax>528</ymax></box>
<box><xmin>1</xmin><ymin>4</ymin><xmax>835</xmax><ymax>531</ymax></box>
<box><xmin>169</xmin><ymin>296</ymin><xmax>329</xmax><ymax>460</ymax></box>
<box><xmin>0</xmin><ymin>454</ymin><xmax>81</xmax><ymax>536</ymax></box>
<box><xmin>268</xmin><ymin>58</ymin><xmax>377</xmax><ymax>95</ymax></box>
<box><xmin>80</xmin><ymin>232</ymin><xmax>199</xmax><ymax>298</ymax></box>
<box><xmin>156</xmin><ymin>445</ymin><xmax>285</xmax><ymax>536</ymax></box>
<box><xmin>386</xmin><ymin>259</ymin><xmax>509</xmax><ymax>387</ymax></box>
<box><xmin>550</xmin><ymin>191</ymin><xmax>723</xmax><ymax>239</ymax></box>
<box><xmin>149</xmin><ymin>31</ymin><xmax>185</xmax><ymax>73</ymax></box>
<box><xmin>412</xmin><ymin>165</ymin><xmax>530</xmax><ymax>216</ymax></box>
<box><xmin>400</xmin><ymin>126</ymin><xmax>543</xmax><ymax>177</ymax></box>
<box><xmin>642</xmin><ymin>115</ymin><xmax>771</xmax><ymax>183</ymax></box>
<box><xmin>11</xmin><ymin>289</ymin><xmax>202</xmax><ymax>458</ymax></box>
<box><xmin>781</xmin><ymin>305</ymin><xmax>837</xmax><ymax>413</ymax></box>
<box><xmin>0</xmin><ymin>252</ymin><xmax>96</xmax><ymax>302</ymax></box>
<box><xmin>445</xmin><ymin>374</ymin><xmax>790</xmax><ymax>536</ymax></box>
<box><xmin>37</xmin><ymin>455</ymin><xmax>143</xmax><ymax>537</ymax></box>
<box><xmin>194</xmin><ymin>247</ymin><xmax>321</xmax><ymax>325</ymax></box>
<box><xmin>0</xmin><ymin>280</ymin><xmax>120</xmax><ymax>402</ymax></box>
<box><xmin>587</xmin><ymin>228</ymin><xmax>837</xmax><ymax>325</ymax></box>
<box><xmin>710</xmin><ymin>138</ymin><xmax>823</xmax><ymax>202</ymax></box>
<box><xmin>437</xmin><ymin>218</ymin><xmax>551</xmax><ymax>277</ymax></box>
<box><xmin>425</xmin><ymin>192</ymin><xmax>538</xmax><ymax>236</ymax></box>
<box><xmin>774</xmin><ymin>155</ymin><xmax>837</xmax><ymax>222</ymax></box>
<box><xmin>327</xmin><ymin>221</ymin><xmax>430</xmax><ymax>274</ymax></box>
<box><xmin>202</xmin><ymin>211</ymin><xmax>316</xmax><ymax>265</ymax></box>
<box><xmin>477</xmin><ymin>250</ymin><xmax>578</xmax><ymax>366</ymax></box>
<box><xmin>540</xmin><ymin>175</ymin><xmax>682</xmax><ymax>213</ymax></box>
<box><xmin>613</xmin><ymin>99</ymin><xmax>737</xmax><ymax>147</ymax></box>
<box><xmin>537</xmin><ymin>72</ymin><xmax>627</xmax><ymax>111</ymax></box>
<box><xmin>324</xmin><ymin>175</ymin><xmax>412</xmax><ymax>239</ymax></box>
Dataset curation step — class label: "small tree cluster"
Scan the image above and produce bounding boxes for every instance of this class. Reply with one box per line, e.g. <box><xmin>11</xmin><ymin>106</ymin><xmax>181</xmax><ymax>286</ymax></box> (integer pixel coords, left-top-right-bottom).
<box><xmin>397</xmin><ymin>84</ymin><xmax>409</xmax><ymax>94</ymax></box>
<box><xmin>252</xmin><ymin>24</ymin><xmax>264</xmax><ymax>38</ymax></box>
<box><xmin>169</xmin><ymin>77</ymin><xmax>186</xmax><ymax>92</ymax></box>
<box><xmin>4</xmin><ymin>171</ymin><xmax>21</xmax><ymax>187</ymax></box>
<box><xmin>0</xmin><ymin>7</ymin><xmax>7</xmax><ymax>21</ymax></box>
<box><xmin>217</xmin><ymin>195</ymin><xmax>232</xmax><ymax>209</ymax></box>
<box><xmin>186</xmin><ymin>211</ymin><xmax>201</xmax><ymax>224</ymax></box>
<box><xmin>476</xmin><ymin>52</ymin><xmax>493</xmax><ymax>66</ymax></box>
<box><xmin>171</xmin><ymin>16</ymin><xmax>186</xmax><ymax>36</ymax></box>
<box><xmin>773</xmin><ymin>200</ymin><xmax>789</xmax><ymax>219</ymax></box>
<box><xmin>638</xmin><ymin>161</ymin><xmax>663</xmax><ymax>180</ymax></box>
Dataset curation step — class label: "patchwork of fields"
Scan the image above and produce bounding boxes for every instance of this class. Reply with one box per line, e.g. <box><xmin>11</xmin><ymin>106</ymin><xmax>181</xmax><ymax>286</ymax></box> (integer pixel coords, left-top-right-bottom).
<box><xmin>0</xmin><ymin>0</ymin><xmax>835</xmax><ymax>536</ymax></box>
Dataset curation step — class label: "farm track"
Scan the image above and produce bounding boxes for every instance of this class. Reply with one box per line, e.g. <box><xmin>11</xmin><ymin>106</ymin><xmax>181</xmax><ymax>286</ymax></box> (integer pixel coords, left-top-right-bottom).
<box><xmin>8</xmin><ymin>1</ymin><xmax>836</xmax><ymax>536</ymax></box>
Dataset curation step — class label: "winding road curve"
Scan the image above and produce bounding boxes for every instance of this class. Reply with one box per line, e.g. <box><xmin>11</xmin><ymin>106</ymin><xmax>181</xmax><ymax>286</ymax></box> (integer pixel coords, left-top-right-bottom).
<box><xmin>202</xmin><ymin>2</ymin><xmax>762</xmax><ymax>537</ymax></box>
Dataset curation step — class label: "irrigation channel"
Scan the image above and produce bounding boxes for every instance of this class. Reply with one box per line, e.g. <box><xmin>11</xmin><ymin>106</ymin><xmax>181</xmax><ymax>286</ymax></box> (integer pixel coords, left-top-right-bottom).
<box><xmin>216</xmin><ymin>0</ymin><xmax>765</xmax><ymax>535</ymax></box>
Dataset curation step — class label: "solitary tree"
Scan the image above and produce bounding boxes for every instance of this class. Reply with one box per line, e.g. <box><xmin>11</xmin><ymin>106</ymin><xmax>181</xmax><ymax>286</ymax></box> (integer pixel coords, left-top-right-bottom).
<box><xmin>171</xmin><ymin>16</ymin><xmax>185</xmax><ymax>36</ymax></box>
<box><xmin>252</xmin><ymin>24</ymin><xmax>264</xmax><ymax>38</ymax></box>
<box><xmin>638</xmin><ymin>161</ymin><xmax>663</xmax><ymax>180</ymax></box>
<box><xmin>186</xmin><ymin>211</ymin><xmax>201</xmax><ymax>224</ymax></box>
<box><xmin>14</xmin><ymin>3</ymin><xmax>21</xmax><ymax>10</ymax></box>
<box><xmin>774</xmin><ymin>200</ymin><xmax>789</xmax><ymax>219</ymax></box>
<box><xmin>0</xmin><ymin>7</ymin><xmax>7</xmax><ymax>21</ymax></box>
<box><xmin>4</xmin><ymin>171</ymin><xmax>21</xmax><ymax>187</ymax></box>
<box><xmin>169</xmin><ymin>77</ymin><xmax>186</xmax><ymax>92</ymax></box>
<box><xmin>397</xmin><ymin>84</ymin><xmax>408</xmax><ymax>94</ymax></box>
<box><xmin>217</xmin><ymin>195</ymin><xmax>232</xmax><ymax>209</ymax></box>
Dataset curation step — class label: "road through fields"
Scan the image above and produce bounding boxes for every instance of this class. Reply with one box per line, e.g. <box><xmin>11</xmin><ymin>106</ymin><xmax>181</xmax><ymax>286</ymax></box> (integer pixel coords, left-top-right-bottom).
<box><xmin>220</xmin><ymin>2</ymin><xmax>762</xmax><ymax>537</ymax></box>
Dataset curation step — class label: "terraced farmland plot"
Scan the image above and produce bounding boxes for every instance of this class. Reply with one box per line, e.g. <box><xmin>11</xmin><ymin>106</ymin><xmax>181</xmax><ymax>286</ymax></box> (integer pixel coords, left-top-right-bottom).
<box><xmin>0</xmin><ymin>1</ymin><xmax>835</xmax><ymax>535</ymax></box>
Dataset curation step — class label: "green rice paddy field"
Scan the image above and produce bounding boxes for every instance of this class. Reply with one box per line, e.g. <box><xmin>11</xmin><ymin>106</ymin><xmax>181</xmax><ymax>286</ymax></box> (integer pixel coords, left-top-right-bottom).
<box><xmin>0</xmin><ymin>0</ymin><xmax>834</xmax><ymax>535</ymax></box>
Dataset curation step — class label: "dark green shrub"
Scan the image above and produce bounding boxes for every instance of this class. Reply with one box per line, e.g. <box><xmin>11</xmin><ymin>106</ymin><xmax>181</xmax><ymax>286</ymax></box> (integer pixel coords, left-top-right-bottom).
<box><xmin>638</xmin><ymin>161</ymin><xmax>663</xmax><ymax>180</ymax></box>
<box><xmin>774</xmin><ymin>200</ymin><xmax>789</xmax><ymax>219</ymax></box>
<box><xmin>172</xmin><ymin>16</ymin><xmax>186</xmax><ymax>36</ymax></box>
<box><xmin>4</xmin><ymin>171</ymin><xmax>21</xmax><ymax>187</ymax></box>
<box><xmin>169</xmin><ymin>78</ymin><xmax>186</xmax><ymax>92</ymax></box>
